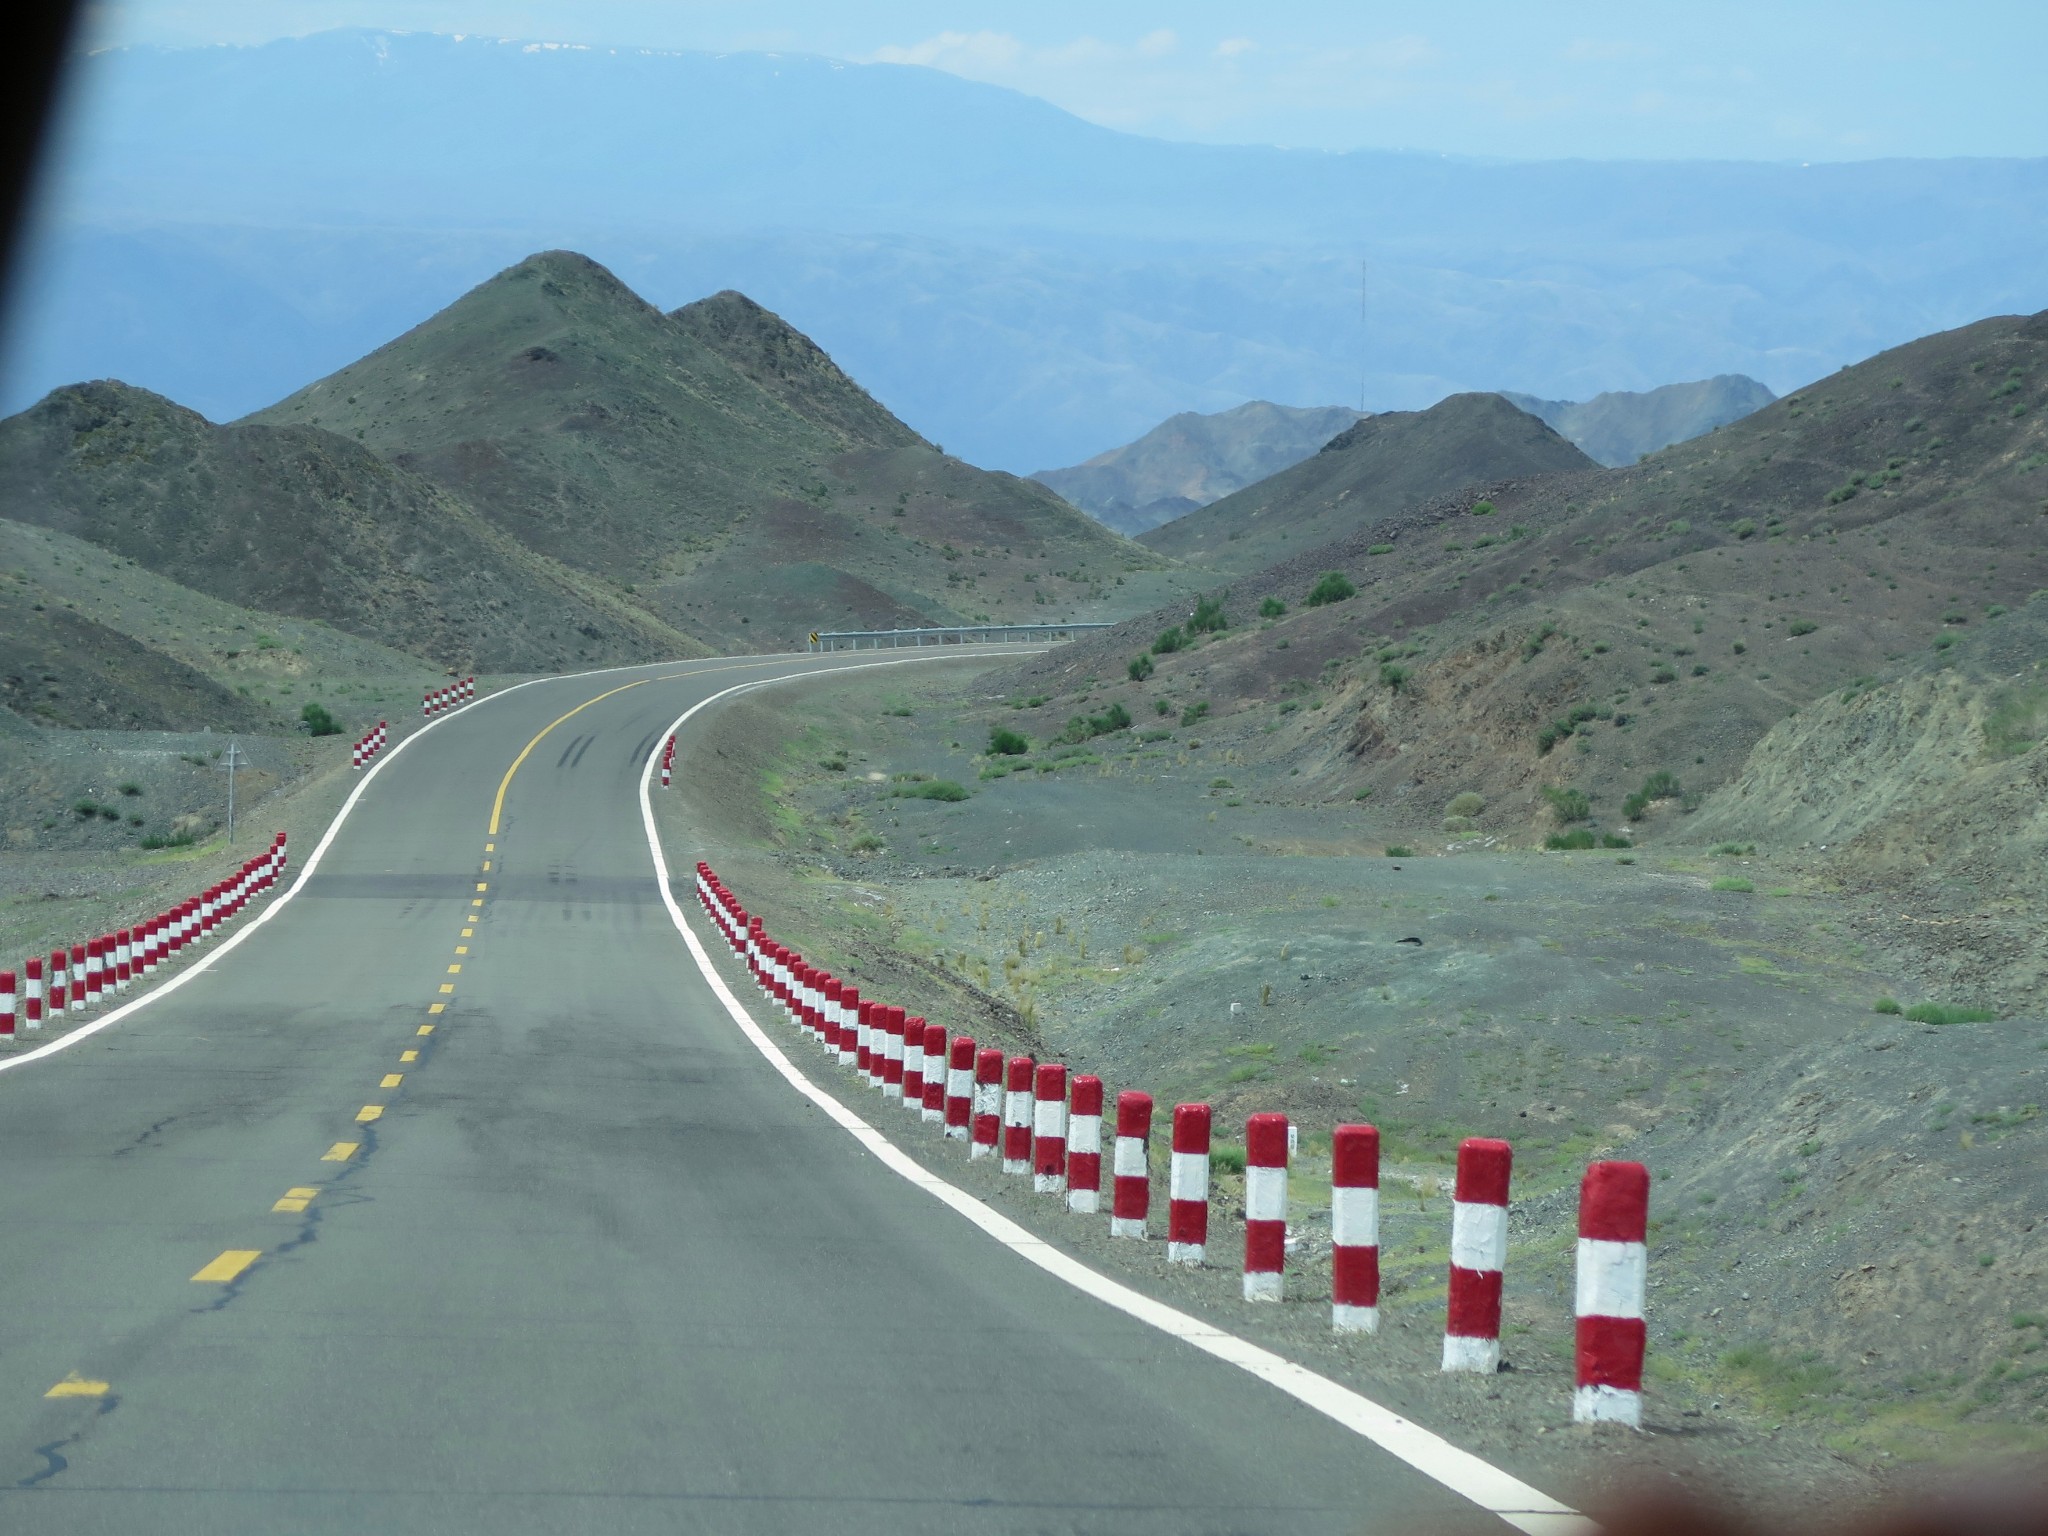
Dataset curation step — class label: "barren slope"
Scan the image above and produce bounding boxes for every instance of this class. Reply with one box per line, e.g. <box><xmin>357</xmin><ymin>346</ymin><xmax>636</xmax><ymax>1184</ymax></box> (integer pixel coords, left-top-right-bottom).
<box><xmin>1138</xmin><ymin>392</ymin><xmax>1596</xmax><ymax>574</ymax></box>
<box><xmin>251</xmin><ymin>252</ymin><xmax>1164</xmax><ymax>650</ymax></box>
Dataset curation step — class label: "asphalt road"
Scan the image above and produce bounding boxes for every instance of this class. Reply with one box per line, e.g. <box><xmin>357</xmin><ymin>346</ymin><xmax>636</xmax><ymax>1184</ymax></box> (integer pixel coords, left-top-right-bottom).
<box><xmin>0</xmin><ymin>652</ymin><xmax>1518</xmax><ymax>1535</ymax></box>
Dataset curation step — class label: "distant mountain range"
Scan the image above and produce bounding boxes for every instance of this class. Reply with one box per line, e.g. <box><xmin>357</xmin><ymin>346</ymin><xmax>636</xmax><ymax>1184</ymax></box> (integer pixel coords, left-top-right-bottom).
<box><xmin>1499</xmin><ymin>376</ymin><xmax>1776</xmax><ymax>467</ymax></box>
<box><xmin>1031</xmin><ymin>403</ymin><xmax>1363</xmax><ymax>536</ymax></box>
<box><xmin>0</xmin><ymin>252</ymin><xmax>1163</xmax><ymax>674</ymax></box>
<box><xmin>1137</xmin><ymin>394</ymin><xmax>1595</xmax><ymax>574</ymax></box>
<box><xmin>8</xmin><ymin>29</ymin><xmax>2045</xmax><ymax>471</ymax></box>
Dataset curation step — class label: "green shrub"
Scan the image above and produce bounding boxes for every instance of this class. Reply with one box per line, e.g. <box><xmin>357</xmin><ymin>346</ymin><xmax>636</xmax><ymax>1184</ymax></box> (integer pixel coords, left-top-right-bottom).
<box><xmin>1470</xmin><ymin>499</ymin><xmax>1495</xmax><ymax>516</ymax></box>
<box><xmin>1904</xmin><ymin>1002</ymin><xmax>1997</xmax><ymax>1025</ymax></box>
<box><xmin>117</xmin><ymin>781</ymin><xmax>144</xmax><ymax>796</ymax></box>
<box><xmin>1665</xmin><ymin>519</ymin><xmax>1692</xmax><ymax>536</ymax></box>
<box><xmin>301</xmin><ymin>702</ymin><xmax>343</xmax><ymax>736</ymax></box>
<box><xmin>1306</xmin><ymin>571</ymin><xmax>1356</xmax><ymax>607</ymax></box>
<box><xmin>1383</xmin><ymin>845</ymin><xmax>1412</xmax><ymax>858</ymax></box>
<box><xmin>1180</xmin><ymin>701</ymin><xmax>1209</xmax><ymax>727</ymax></box>
<box><xmin>1732</xmin><ymin>518</ymin><xmax>1757</xmax><ymax>539</ymax></box>
<box><xmin>1786</xmin><ymin>620</ymin><xmax>1817</xmax><ymax>637</ymax></box>
<box><xmin>1127</xmin><ymin>653</ymin><xmax>1154</xmax><ymax>681</ymax></box>
<box><xmin>1187</xmin><ymin>596</ymin><xmax>1228</xmax><ymax>635</ymax></box>
<box><xmin>1650</xmin><ymin>665</ymin><xmax>1678</xmax><ymax>684</ymax></box>
<box><xmin>1211</xmin><ymin>1143</ymin><xmax>1249</xmax><ymax>1175</ymax></box>
<box><xmin>988</xmin><ymin>726</ymin><xmax>1030</xmax><ymax>756</ymax></box>
<box><xmin>1258</xmin><ymin>596</ymin><xmax>1286</xmax><ymax>618</ymax></box>
<box><xmin>1210</xmin><ymin>778</ymin><xmax>1233</xmax><ymax>790</ymax></box>
<box><xmin>1379</xmin><ymin>662</ymin><xmax>1409</xmax><ymax>691</ymax></box>
<box><xmin>1711</xmin><ymin>876</ymin><xmax>1754</xmax><ymax>892</ymax></box>
<box><xmin>1873</xmin><ymin>997</ymin><xmax>1902</xmax><ymax>1015</ymax></box>
<box><xmin>1152</xmin><ymin>626</ymin><xmax>1183</xmax><ymax>655</ymax></box>
<box><xmin>1367</xmin><ymin>542</ymin><xmax>1395</xmax><ymax>556</ymax></box>
<box><xmin>892</xmin><ymin>779</ymin><xmax>969</xmax><ymax>802</ymax></box>
<box><xmin>1711</xmin><ymin>842</ymin><xmax>1756</xmax><ymax>856</ymax></box>
<box><xmin>1446</xmin><ymin>791</ymin><xmax>1485</xmax><ymax>819</ymax></box>
<box><xmin>1641</xmin><ymin>770</ymin><xmax>1681</xmax><ymax>799</ymax></box>
<box><xmin>139</xmin><ymin>828</ymin><xmax>198</xmax><ymax>850</ymax></box>
<box><xmin>1058</xmin><ymin>703</ymin><xmax>1132</xmax><ymax>744</ymax></box>
<box><xmin>1600</xmin><ymin>833</ymin><xmax>1632</xmax><ymax>848</ymax></box>
<box><xmin>1732</xmin><ymin>640</ymin><xmax>1747</xmax><ymax>655</ymax></box>
<box><xmin>1545</xmin><ymin>829</ymin><xmax>1597</xmax><ymax>850</ymax></box>
<box><xmin>72</xmin><ymin>799</ymin><xmax>99</xmax><ymax>818</ymax></box>
<box><xmin>1541</xmin><ymin>785</ymin><xmax>1591</xmax><ymax>823</ymax></box>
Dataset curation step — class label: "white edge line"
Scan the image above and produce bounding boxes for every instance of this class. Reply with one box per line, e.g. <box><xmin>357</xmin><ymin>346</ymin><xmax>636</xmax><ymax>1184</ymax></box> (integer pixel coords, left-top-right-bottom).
<box><xmin>0</xmin><ymin>648</ymin><xmax>808</xmax><ymax>1074</ymax></box>
<box><xmin>638</xmin><ymin>662</ymin><xmax>1590</xmax><ymax>1536</ymax></box>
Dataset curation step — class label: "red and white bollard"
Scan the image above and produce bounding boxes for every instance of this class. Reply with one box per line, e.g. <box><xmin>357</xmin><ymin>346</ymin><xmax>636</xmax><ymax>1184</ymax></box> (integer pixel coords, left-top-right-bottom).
<box><xmin>1111</xmin><ymin>1091</ymin><xmax>1152</xmax><ymax>1238</ymax></box>
<box><xmin>50</xmin><ymin>949</ymin><xmax>69</xmax><ymax>1014</ymax></box>
<box><xmin>1575</xmin><ymin>1161</ymin><xmax>1650</xmax><ymax>1427</ymax></box>
<box><xmin>1443</xmin><ymin>1136</ymin><xmax>1513</xmax><ymax>1373</ymax></box>
<box><xmin>68</xmin><ymin>942</ymin><xmax>87</xmax><ymax>1011</ymax></box>
<box><xmin>836</xmin><ymin>987</ymin><xmax>860</xmax><ymax>1068</ymax></box>
<box><xmin>1168</xmin><ymin>1103</ymin><xmax>1211</xmax><ymax>1265</ymax></box>
<box><xmin>921</xmin><ymin>1024</ymin><xmax>947</xmax><ymax>1124</ymax></box>
<box><xmin>1032</xmin><ymin>1062</ymin><xmax>1068</xmax><ymax>1194</ymax></box>
<box><xmin>902</xmin><ymin>1015</ymin><xmax>928</xmax><ymax>1111</ymax></box>
<box><xmin>944</xmin><ymin>1035</ymin><xmax>975</xmax><ymax>1139</ymax></box>
<box><xmin>882</xmin><ymin>1006</ymin><xmax>908</xmax><ymax>1099</ymax></box>
<box><xmin>115</xmin><ymin>928</ymin><xmax>132</xmax><ymax>990</ymax></box>
<box><xmin>819</xmin><ymin>978</ymin><xmax>842</xmax><ymax>1055</ymax></box>
<box><xmin>971</xmin><ymin>1046</ymin><xmax>1004</xmax><ymax>1159</ymax></box>
<box><xmin>23</xmin><ymin>955</ymin><xmax>43</xmax><ymax>1031</ymax></box>
<box><xmin>855</xmin><ymin>998</ymin><xmax>876</xmax><ymax>1082</ymax></box>
<box><xmin>660</xmin><ymin>758</ymin><xmax>672</xmax><ymax>789</ymax></box>
<box><xmin>1243</xmin><ymin>1112</ymin><xmax>1290</xmax><ymax>1301</ymax></box>
<box><xmin>1332</xmin><ymin>1124</ymin><xmax>1381</xmax><ymax>1333</ymax></box>
<box><xmin>1067</xmin><ymin>1075</ymin><xmax>1102</xmax><ymax>1213</ymax></box>
<box><xmin>1002</xmin><ymin>1055</ymin><xmax>1034</xmax><ymax>1174</ymax></box>
<box><xmin>0</xmin><ymin>969</ymin><xmax>14</xmax><ymax>1037</ymax></box>
<box><xmin>85</xmin><ymin>937</ymin><xmax>105</xmax><ymax>1008</ymax></box>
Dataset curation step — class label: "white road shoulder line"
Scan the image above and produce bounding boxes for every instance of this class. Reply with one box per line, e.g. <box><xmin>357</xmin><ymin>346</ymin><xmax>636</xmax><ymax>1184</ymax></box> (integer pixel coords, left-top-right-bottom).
<box><xmin>640</xmin><ymin>668</ymin><xmax>1588</xmax><ymax>1536</ymax></box>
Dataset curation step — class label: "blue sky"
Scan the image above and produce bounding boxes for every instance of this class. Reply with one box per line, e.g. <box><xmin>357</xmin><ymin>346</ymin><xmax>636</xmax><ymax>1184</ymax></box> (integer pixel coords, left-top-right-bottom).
<box><xmin>80</xmin><ymin>1</ymin><xmax>2048</xmax><ymax>161</ymax></box>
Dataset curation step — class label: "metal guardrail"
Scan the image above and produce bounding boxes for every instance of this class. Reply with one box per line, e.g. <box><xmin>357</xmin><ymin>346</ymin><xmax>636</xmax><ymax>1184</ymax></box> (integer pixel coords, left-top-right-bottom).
<box><xmin>805</xmin><ymin>622</ymin><xmax>1114</xmax><ymax>653</ymax></box>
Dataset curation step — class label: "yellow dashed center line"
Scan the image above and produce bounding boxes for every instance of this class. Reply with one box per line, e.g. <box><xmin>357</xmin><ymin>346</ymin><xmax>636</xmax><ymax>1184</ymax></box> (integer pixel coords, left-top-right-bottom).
<box><xmin>475</xmin><ymin>883</ymin><xmax>487</xmax><ymax>893</ymax></box>
<box><xmin>356</xmin><ymin>1105</ymin><xmax>384</xmax><ymax>1124</ymax></box>
<box><xmin>481</xmin><ymin>861</ymin><xmax>491</xmax><ymax>872</ymax></box>
<box><xmin>272</xmin><ymin>1187</ymin><xmax>319</xmax><ymax>1213</ymax></box>
<box><xmin>380</xmin><ymin>1073</ymin><xmax>404</xmax><ymax>1090</ymax></box>
<box><xmin>322</xmin><ymin>1142</ymin><xmax>359</xmax><ymax>1162</ymax></box>
<box><xmin>461</xmin><ymin>928</ymin><xmax>474</xmax><ymax>938</ymax></box>
<box><xmin>438</xmin><ymin>984</ymin><xmax>455</xmax><ymax>995</ymax></box>
<box><xmin>447</xmin><ymin>964</ymin><xmax>461</xmax><ymax>974</ymax></box>
<box><xmin>400</xmin><ymin>1050</ymin><xmax>418</xmax><ymax>1063</ymax></box>
<box><xmin>455</xmin><ymin>945</ymin><xmax>469</xmax><ymax>955</ymax></box>
<box><xmin>45</xmin><ymin>1374</ymin><xmax>109</xmax><ymax>1399</ymax></box>
<box><xmin>471</xmin><ymin>899</ymin><xmax>483</xmax><ymax>908</ymax></box>
<box><xmin>192</xmin><ymin>1250</ymin><xmax>261</xmax><ymax>1284</ymax></box>
<box><xmin>418</xmin><ymin>1023</ymin><xmax>436</xmax><ymax>1035</ymax></box>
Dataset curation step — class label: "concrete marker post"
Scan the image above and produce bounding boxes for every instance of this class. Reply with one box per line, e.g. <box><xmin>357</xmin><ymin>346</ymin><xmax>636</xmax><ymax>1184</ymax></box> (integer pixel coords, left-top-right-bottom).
<box><xmin>944</xmin><ymin>1034</ymin><xmax>975</xmax><ymax>1139</ymax></box>
<box><xmin>902</xmin><ymin>1014</ymin><xmax>927</xmax><ymax>1111</ymax></box>
<box><xmin>1168</xmin><ymin>1103</ymin><xmax>1212</xmax><ymax>1265</ymax></box>
<box><xmin>1331</xmin><ymin>1123</ymin><xmax>1382</xmax><ymax>1334</ymax></box>
<box><xmin>1574</xmin><ymin>1160</ymin><xmax>1650</xmax><ymax>1428</ymax></box>
<box><xmin>23</xmin><ymin>955</ymin><xmax>42</xmax><ymax>1031</ymax></box>
<box><xmin>970</xmin><ymin>1045</ymin><xmax>1003</xmax><ymax>1158</ymax></box>
<box><xmin>882</xmin><ymin>1005</ymin><xmax>908</xmax><ymax>1099</ymax></box>
<box><xmin>1002</xmin><ymin>1055</ymin><xmax>1035</xmax><ymax>1174</ymax></box>
<box><xmin>1443</xmin><ymin>1136</ymin><xmax>1513</xmax><ymax>1373</ymax></box>
<box><xmin>921</xmin><ymin>1023</ymin><xmax>948</xmax><ymax>1123</ymax></box>
<box><xmin>48</xmin><ymin>950</ymin><xmax>67</xmax><ymax>1015</ymax></box>
<box><xmin>68</xmin><ymin>943</ymin><xmax>87</xmax><ymax>1012</ymax></box>
<box><xmin>1032</xmin><ymin>1062</ymin><xmax>1069</xmax><ymax>1195</ymax></box>
<box><xmin>115</xmin><ymin>928</ymin><xmax>132</xmax><ymax>991</ymax></box>
<box><xmin>1067</xmin><ymin>1074</ymin><xmax>1103</xmax><ymax>1214</ymax></box>
<box><xmin>837</xmin><ymin>987</ymin><xmax>860</xmax><ymax>1068</ymax></box>
<box><xmin>1111</xmin><ymin>1090</ymin><xmax>1152</xmax><ymax>1238</ymax></box>
<box><xmin>1</xmin><ymin>970</ymin><xmax>14</xmax><ymax>1037</ymax></box>
<box><xmin>1243</xmin><ymin>1112</ymin><xmax>1290</xmax><ymax>1302</ymax></box>
<box><xmin>85</xmin><ymin>938</ymin><xmax>105</xmax><ymax>1009</ymax></box>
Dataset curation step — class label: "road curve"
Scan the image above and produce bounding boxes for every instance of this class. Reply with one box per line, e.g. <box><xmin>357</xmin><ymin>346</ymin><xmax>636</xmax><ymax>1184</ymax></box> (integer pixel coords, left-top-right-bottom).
<box><xmin>0</xmin><ymin>650</ymin><xmax>1512</xmax><ymax>1535</ymax></box>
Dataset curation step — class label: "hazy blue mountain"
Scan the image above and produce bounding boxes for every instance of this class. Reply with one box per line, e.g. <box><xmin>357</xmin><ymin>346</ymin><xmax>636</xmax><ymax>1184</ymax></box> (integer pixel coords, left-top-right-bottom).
<box><xmin>1500</xmin><ymin>376</ymin><xmax>1777</xmax><ymax>466</ymax></box>
<box><xmin>1033</xmin><ymin>402</ymin><xmax>1363</xmax><ymax>535</ymax></box>
<box><xmin>6</xmin><ymin>29</ymin><xmax>2046</xmax><ymax>471</ymax></box>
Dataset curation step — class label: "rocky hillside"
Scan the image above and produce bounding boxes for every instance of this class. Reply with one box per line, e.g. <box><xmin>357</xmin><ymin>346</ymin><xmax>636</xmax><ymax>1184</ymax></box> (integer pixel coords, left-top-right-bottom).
<box><xmin>1501</xmin><ymin>375</ymin><xmax>1776</xmax><ymax>467</ymax></box>
<box><xmin>989</xmin><ymin>307</ymin><xmax>2048</xmax><ymax>938</ymax></box>
<box><xmin>1032</xmin><ymin>401</ymin><xmax>1362</xmax><ymax>536</ymax></box>
<box><xmin>1138</xmin><ymin>392</ymin><xmax>1595</xmax><ymax>574</ymax></box>
<box><xmin>0</xmin><ymin>380</ymin><xmax>702</xmax><ymax>672</ymax></box>
<box><xmin>251</xmin><ymin>251</ymin><xmax>1161</xmax><ymax>649</ymax></box>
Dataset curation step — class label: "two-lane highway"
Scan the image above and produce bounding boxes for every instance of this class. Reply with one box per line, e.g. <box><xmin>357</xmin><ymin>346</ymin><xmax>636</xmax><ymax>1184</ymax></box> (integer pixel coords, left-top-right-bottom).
<box><xmin>0</xmin><ymin>651</ymin><xmax>1514</xmax><ymax>1534</ymax></box>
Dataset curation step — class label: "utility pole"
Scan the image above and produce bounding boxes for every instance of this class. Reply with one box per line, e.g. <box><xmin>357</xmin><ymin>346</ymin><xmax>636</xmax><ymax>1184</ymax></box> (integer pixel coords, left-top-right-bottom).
<box><xmin>222</xmin><ymin>739</ymin><xmax>244</xmax><ymax>845</ymax></box>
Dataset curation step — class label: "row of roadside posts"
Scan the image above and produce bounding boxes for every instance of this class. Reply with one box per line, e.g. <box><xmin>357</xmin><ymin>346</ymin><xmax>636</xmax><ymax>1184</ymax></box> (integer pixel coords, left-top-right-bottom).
<box><xmin>691</xmin><ymin>860</ymin><xmax>1651</xmax><ymax>1427</ymax></box>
